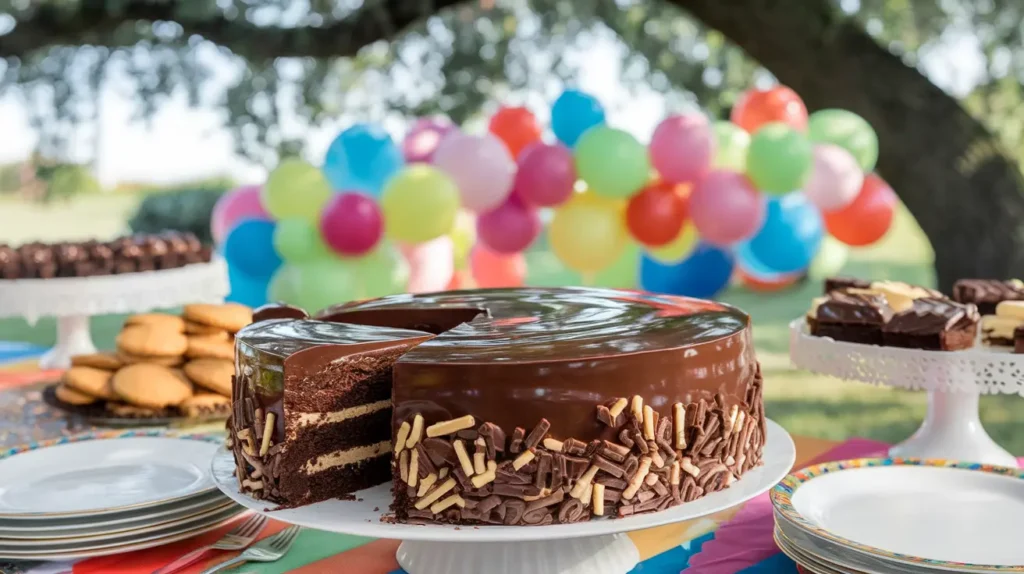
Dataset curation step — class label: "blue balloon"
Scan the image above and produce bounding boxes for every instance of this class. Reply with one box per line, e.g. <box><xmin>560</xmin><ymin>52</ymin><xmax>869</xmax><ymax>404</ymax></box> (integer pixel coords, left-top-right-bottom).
<box><xmin>322</xmin><ymin>123</ymin><xmax>404</xmax><ymax>196</ymax></box>
<box><xmin>551</xmin><ymin>89</ymin><xmax>606</xmax><ymax>147</ymax></box>
<box><xmin>640</xmin><ymin>242</ymin><xmax>734</xmax><ymax>299</ymax></box>
<box><xmin>745</xmin><ymin>193</ymin><xmax>824</xmax><ymax>274</ymax></box>
<box><xmin>223</xmin><ymin>218</ymin><xmax>281</xmax><ymax>279</ymax></box>
<box><xmin>736</xmin><ymin>241</ymin><xmax>801</xmax><ymax>280</ymax></box>
<box><xmin>226</xmin><ymin>262</ymin><xmax>270</xmax><ymax>308</ymax></box>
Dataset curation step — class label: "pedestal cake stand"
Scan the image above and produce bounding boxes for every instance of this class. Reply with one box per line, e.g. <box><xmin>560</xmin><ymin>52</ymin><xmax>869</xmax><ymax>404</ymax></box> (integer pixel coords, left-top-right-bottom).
<box><xmin>213</xmin><ymin>419</ymin><xmax>794</xmax><ymax>574</ymax></box>
<box><xmin>0</xmin><ymin>259</ymin><xmax>230</xmax><ymax>369</ymax></box>
<box><xmin>790</xmin><ymin>319</ymin><xmax>1021</xmax><ymax>467</ymax></box>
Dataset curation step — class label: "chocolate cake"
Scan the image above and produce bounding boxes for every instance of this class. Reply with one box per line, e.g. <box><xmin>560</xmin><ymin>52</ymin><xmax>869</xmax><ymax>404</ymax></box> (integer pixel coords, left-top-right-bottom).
<box><xmin>881</xmin><ymin>298</ymin><xmax>979</xmax><ymax>351</ymax></box>
<box><xmin>229</xmin><ymin>287</ymin><xmax>766</xmax><ymax>525</ymax></box>
<box><xmin>807</xmin><ymin>291</ymin><xmax>894</xmax><ymax>345</ymax></box>
<box><xmin>953</xmin><ymin>279</ymin><xmax>1024</xmax><ymax>315</ymax></box>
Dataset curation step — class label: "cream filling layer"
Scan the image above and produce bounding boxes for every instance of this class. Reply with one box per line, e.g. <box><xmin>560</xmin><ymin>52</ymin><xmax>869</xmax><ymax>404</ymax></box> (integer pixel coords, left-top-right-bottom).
<box><xmin>981</xmin><ymin>314</ymin><xmax>1021</xmax><ymax>341</ymax></box>
<box><xmin>303</xmin><ymin>440</ymin><xmax>392</xmax><ymax>474</ymax></box>
<box><xmin>294</xmin><ymin>399</ymin><xmax>391</xmax><ymax>427</ymax></box>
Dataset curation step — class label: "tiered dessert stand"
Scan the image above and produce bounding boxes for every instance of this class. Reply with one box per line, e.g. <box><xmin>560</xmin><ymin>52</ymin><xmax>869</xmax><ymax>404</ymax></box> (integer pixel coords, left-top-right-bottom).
<box><xmin>790</xmin><ymin>319</ymin><xmax>1022</xmax><ymax>467</ymax></box>
<box><xmin>213</xmin><ymin>419</ymin><xmax>795</xmax><ymax>574</ymax></box>
<box><xmin>0</xmin><ymin>259</ymin><xmax>230</xmax><ymax>369</ymax></box>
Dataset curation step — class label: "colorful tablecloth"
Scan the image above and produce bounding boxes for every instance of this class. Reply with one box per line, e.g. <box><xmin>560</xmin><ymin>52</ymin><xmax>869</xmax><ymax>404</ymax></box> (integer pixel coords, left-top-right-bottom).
<box><xmin>0</xmin><ymin>344</ymin><xmax>879</xmax><ymax>574</ymax></box>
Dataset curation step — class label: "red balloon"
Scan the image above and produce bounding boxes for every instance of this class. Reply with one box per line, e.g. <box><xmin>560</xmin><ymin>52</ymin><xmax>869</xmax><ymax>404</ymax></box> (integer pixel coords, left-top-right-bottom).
<box><xmin>625</xmin><ymin>182</ymin><xmax>688</xmax><ymax>247</ymax></box>
<box><xmin>477</xmin><ymin>196</ymin><xmax>541</xmax><ymax>254</ymax></box>
<box><xmin>489</xmin><ymin>107</ymin><xmax>543</xmax><ymax>159</ymax></box>
<box><xmin>737</xmin><ymin>268</ymin><xmax>801</xmax><ymax>292</ymax></box>
<box><xmin>824</xmin><ymin>173</ymin><xmax>897</xmax><ymax>246</ymax></box>
<box><xmin>319</xmin><ymin>192</ymin><xmax>383</xmax><ymax>256</ymax></box>
<box><xmin>731</xmin><ymin>86</ymin><xmax>808</xmax><ymax>133</ymax></box>
<box><xmin>470</xmin><ymin>244</ymin><xmax>525</xmax><ymax>287</ymax></box>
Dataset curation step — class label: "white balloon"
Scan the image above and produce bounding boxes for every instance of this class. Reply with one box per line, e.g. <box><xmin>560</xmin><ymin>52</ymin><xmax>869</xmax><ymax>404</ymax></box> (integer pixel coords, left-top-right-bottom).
<box><xmin>803</xmin><ymin>144</ymin><xmax>864</xmax><ymax>212</ymax></box>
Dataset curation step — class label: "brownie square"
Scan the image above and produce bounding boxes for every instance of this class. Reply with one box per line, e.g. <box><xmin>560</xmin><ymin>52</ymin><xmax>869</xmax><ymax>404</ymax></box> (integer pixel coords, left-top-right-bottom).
<box><xmin>1015</xmin><ymin>326</ymin><xmax>1024</xmax><ymax>354</ymax></box>
<box><xmin>809</xmin><ymin>292</ymin><xmax>894</xmax><ymax>345</ymax></box>
<box><xmin>882</xmin><ymin>298</ymin><xmax>979</xmax><ymax>351</ymax></box>
<box><xmin>823</xmin><ymin>277</ymin><xmax>871</xmax><ymax>294</ymax></box>
<box><xmin>952</xmin><ymin>279</ymin><xmax>1024</xmax><ymax>316</ymax></box>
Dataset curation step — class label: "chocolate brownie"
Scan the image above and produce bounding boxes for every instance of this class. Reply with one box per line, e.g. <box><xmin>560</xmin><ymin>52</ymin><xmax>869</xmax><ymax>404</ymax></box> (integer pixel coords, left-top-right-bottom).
<box><xmin>952</xmin><ymin>279</ymin><xmax>1024</xmax><ymax>316</ymax></box>
<box><xmin>823</xmin><ymin>277</ymin><xmax>871</xmax><ymax>294</ymax></box>
<box><xmin>808</xmin><ymin>292</ymin><xmax>894</xmax><ymax>345</ymax></box>
<box><xmin>980</xmin><ymin>300</ymin><xmax>1024</xmax><ymax>347</ymax></box>
<box><xmin>882</xmin><ymin>298</ymin><xmax>979</xmax><ymax>351</ymax></box>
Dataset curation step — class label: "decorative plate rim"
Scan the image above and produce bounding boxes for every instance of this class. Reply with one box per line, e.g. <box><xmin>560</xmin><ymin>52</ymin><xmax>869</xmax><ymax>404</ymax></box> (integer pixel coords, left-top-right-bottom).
<box><xmin>0</xmin><ymin>429</ymin><xmax>225</xmax><ymax>519</ymax></box>
<box><xmin>770</xmin><ymin>457</ymin><xmax>1024</xmax><ymax>572</ymax></box>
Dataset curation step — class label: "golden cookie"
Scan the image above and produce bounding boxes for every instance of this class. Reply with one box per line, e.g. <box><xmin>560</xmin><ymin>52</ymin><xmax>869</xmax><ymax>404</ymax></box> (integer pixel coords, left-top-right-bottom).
<box><xmin>55</xmin><ymin>384</ymin><xmax>99</xmax><ymax>406</ymax></box>
<box><xmin>116</xmin><ymin>325</ymin><xmax>188</xmax><ymax>358</ymax></box>
<box><xmin>124</xmin><ymin>313</ymin><xmax>185</xmax><ymax>333</ymax></box>
<box><xmin>185</xmin><ymin>336</ymin><xmax>234</xmax><ymax>360</ymax></box>
<box><xmin>183</xmin><ymin>359</ymin><xmax>233</xmax><ymax>396</ymax></box>
<box><xmin>70</xmin><ymin>352</ymin><xmax>123</xmax><ymax>370</ymax></box>
<box><xmin>184</xmin><ymin>321</ymin><xmax>227</xmax><ymax>336</ymax></box>
<box><xmin>107</xmin><ymin>403</ymin><xmax>165</xmax><ymax>418</ymax></box>
<box><xmin>180</xmin><ymin>393</ymin><xmax>230</xmax><ymax>418</ymax></box>
<box><xmin>63</xmin><ymin>367</ymin><xmax>116</xmax><ymax>400</ymax></box>
<box><xmin>112</xmin><ymin>364</ymin><xmax>193</xmax><ymax>408</ymax></box>
<box><xmin>116</xmin><ymin>351</ymin><xmax>184</xmax><ymax>367</ymax></box>
<box><xmin>182</xmin><ymin>303</ymin><xmax>252</xmax><ymax>333</ymax></box>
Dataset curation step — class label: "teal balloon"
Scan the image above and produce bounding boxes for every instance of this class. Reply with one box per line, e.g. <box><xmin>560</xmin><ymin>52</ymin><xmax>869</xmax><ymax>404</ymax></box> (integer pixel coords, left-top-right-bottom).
<box><xmin>807</xmin><ymin>109</ymin><xmax>879</xmax><ymax>171</ymax></box>
<box><xmin>268</xmin><ymin>264</ymin><xmax>302</xmax><ymax>304</ymax></box>
<box><xmin>592</xmin><ymin>242</ymin><xmax>640</xmax><ymax>288</ymax></box>
<box><xmin>525</xmin><ymin>250</ymin><xmax>581</xmax><ymax>287</ymax></box>
<box><xmin>294</xmin><ymin>257</ymin><xmax>361</xmax><ymax>313</ymax></box>
<box><xmin>273</xmin><ymin>218</ymin><xmax>330</xmax><ymax>262</ymax></box>
<box><xmin>358</xmin><ymin>242</ymin><xmax>409</xmax><ymax>298</ymax></box>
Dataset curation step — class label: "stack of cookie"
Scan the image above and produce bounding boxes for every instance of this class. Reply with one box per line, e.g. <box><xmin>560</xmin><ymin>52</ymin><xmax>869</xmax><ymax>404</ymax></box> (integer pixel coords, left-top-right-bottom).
<box><xmin>56</xmin><ymin>303</ymin><xmax>252</xmax><ymax>419</ymax></box>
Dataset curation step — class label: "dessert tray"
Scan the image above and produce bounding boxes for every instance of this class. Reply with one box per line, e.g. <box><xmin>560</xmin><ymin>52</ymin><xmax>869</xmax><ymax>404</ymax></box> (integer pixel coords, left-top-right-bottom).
<box><xmin>790</xmin><ymin>319</ymin><xmax>1022</xmax><ymax>466</ymax></box>
<box><xmin>213</xmin><ymin>418</ymin><xmax>794</xmax><ymax>574</ymax></box>
<box><xmin>0</xmin><ymin>259</ymin><xmax>229</xmax><ymax>369</ymax></box>
<box><xmin>41</xmin><ymin>384</ymin><xmax>228</xmax><ymax>428</ymax></box>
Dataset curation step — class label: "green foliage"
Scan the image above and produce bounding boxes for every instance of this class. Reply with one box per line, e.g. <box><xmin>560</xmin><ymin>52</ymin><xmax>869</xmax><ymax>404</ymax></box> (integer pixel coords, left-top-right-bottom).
<box><xmin>127</xmin><ymin>188</ymin><xmax>225</xmax><ymax>244</ymax></box>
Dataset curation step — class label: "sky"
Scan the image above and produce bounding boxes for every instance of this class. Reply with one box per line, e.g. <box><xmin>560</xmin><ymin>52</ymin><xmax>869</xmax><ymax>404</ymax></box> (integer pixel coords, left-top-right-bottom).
<box><xmin>0</xmin><ymin>19</ymin><xmax>984</xmax><ymax>188</ymax></box>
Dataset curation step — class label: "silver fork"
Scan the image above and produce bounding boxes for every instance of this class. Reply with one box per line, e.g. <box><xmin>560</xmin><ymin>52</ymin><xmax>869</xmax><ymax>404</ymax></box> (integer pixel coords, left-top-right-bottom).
<box><xmin>198</xmin><ymin>525</ymin><xmax>301</xmax><ymax>574</ymax></box>
<box><xmin>152</xmin><ymin>513</ymin><xmax>268</xmax><ymax>574</ymax></box>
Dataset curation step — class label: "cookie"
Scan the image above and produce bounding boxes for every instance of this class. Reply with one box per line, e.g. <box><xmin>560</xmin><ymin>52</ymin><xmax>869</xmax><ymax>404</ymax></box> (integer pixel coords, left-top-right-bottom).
<box><xmin>180</xmin><ymin>393</ymin><xmax>230</xmax><ymax>418</ymax></box>
<box><xmin>185</xmin><ymin>335</ymin><xmax>234</xmax><ymax>360</ymax></box>
<box><xmin>124</xmin><ymin>313</ymin><xmax>185</xmax><ymax>333</ymax></box>
<box><xmin>70</xmin><ymin>352</ymin><xmax>122</xmax><ymax>370</ymax></box>
<box><xmin>116</xmin><ymin>325</ymin><xmax>188</xmax><ymax>357</ymax></box>
<box><xmin>184</xmin><ymin>321</ymin><xmax>227</xmax><ymax>336</ymax></box>
<box><xmin>55</xmin><ymin>384</ymin><xmax>99</xmax><ymax>406</ymax></box>
<box><xmin>183</xmin><ymin>359</ymin><xmax>233</xmax><ymax>396</ymax></box>
<box><xmin>63</xmin><ymin>367</ymin><xmax>116</xmax><ymax>400</ymax></box>
<box><xmin>112</xmin><ymin>364</ymin><xmax>193</xmax><ymax>408</ymax></box>
<box><xmin>117</xmin><ymin>351</ymin><xmax>184</xmax><ymax>367</ymax></box>
<box><xmin>182</xmin><ymin>303</ymin><xmax>252</xmax><ymax>333</ymax></box>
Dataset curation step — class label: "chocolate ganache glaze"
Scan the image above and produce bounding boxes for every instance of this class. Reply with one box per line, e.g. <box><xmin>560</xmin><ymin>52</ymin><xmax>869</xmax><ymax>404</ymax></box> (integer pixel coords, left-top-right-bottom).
<box><xmin>314</xmin><ymin>287</ymin><xmax>756</xmax><ymax>442</ymax></box>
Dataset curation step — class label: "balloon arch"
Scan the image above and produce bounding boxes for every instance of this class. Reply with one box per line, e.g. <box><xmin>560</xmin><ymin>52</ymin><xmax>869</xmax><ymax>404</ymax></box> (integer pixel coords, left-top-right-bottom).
<box><xmin>212</xmin><ymin>86</ymin><xmax>896</xmax><ymax>309</ymax></box>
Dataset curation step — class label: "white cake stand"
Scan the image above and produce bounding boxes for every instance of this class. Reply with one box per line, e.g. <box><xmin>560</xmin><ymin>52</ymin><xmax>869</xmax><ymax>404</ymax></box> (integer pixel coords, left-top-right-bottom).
<box><xmin>212</xmin><ymin>419</ymin><xmax>795</xmax><ymax>574</ymax></box>
<box><xmin>0</xmin><ymin>259</ymin><xmax>230</xmax><ymax>369</ymax></box>
<box><xmin>790</xmin><ymin>319</ymin><xmax>1021</xmax><ymax>467</ymax></box>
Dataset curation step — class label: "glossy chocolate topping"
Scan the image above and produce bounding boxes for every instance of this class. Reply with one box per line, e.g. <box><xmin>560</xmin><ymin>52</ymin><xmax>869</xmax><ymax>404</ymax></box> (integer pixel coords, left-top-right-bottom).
<box><xmin>252</xmin><ymin>302</ymin><xmax>309</xmax><ymax>323</ymax></box>
<box><xmin>884</xmin><ymin>298</ymin><xmax>979</xmax><ymax>334</ymax></box>
<box><xmin>815</xmin><ymin>292</ymin><xmax>893</xmax><ymax>325</ymax></box>
<box><xmin>953</xmin><ymin>279</ymin><xmax>1024</xmax><ymax>305</ymax></box>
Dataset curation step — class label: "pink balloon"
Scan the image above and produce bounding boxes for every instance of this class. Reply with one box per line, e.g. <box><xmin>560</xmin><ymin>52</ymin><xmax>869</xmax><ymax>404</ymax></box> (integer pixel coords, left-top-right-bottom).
<box><xmin>400</xmin><ymin>236</ymin><xmax>455</xmax><ymax>294</ymax></box>
<box><xmin>476</xmin><ymin>197</ymin><xmax>541</xmax><ymax>254</ymax></box>
<box><xmin>513</xmin><ymin>143</ymin><xmax>576</xmax><ymax>207</ymax></box>
<box><xmin>470</xmin><ymin>244</ymin><xmax>525</xmax><ymax>288</ymax></box>
<box><xmin>211</xmin><ymin>185</ymin><xmax>270</xmax><ymax>244</ymax></box>
<box><xmin>433</xmin><ymin>133</ymin><xmax>515</xmax><ymax>212</ymax></box>
<box><xmin>649</xmin><ymin>114</ymin><xmax>715</xmax><ymax>185</ymax></box>
<box><xmin>689</xmin><ymin>170</ymin><xmax>766</xmax><ymax>246</ymax></box>
<box><xmin>803</xmin><ymin>144</ymin><xmax>865</xmax><ymax>212</ymax></box>
<box><xmin>403</xmin><ymin>118</ymin><xmax>455</xmax><ymax>163</ymax></box>
<box><xmin>320</xmin><ymin>192</ymin><xmax>383</xmax><ymax>256</ymax></box>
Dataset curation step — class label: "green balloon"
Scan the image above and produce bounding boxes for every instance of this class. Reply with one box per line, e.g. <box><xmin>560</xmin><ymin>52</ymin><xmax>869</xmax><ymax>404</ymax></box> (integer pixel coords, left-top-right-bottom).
<box><xmin>268</xmin><ymin>264</ymin><xmax>302</xmax><ymax>304</ymax></box>
<box><xmin>525</xmin><ymin>249</ymin><xmax>581</xmax><ymax>287</ymax></box>
<box><xmin>712</xmin><ymin>121</ymin><xmax>750</xmax><ymax>172</ymax></box>
<box><xmin>807</xmin><ymin>109</ymin><xmax>879</xmax><ymax>171</ymax></box>
<box><xmin>382</xmin><ymin>165</ymin><xmax>460</xmax><ymax>243</ymax></box>
<box><xmin>273</xmin><ymin>218</ymin><xmax>330</xmax><ymax>262</ymax></box>
<box><xmin>745</xmin><ymin>123</ymin><xmax>813</xmax><ymax>195</ymax></box>
<box><xmin>358</xmin><ymin>241</ymin><xmax>409</xmax><ymax>298</ymax></box>
<box><xmin>808</xmin><ymin>235</ymin><xmax>849</xmax><ymax>280</ymax></box>
<box><xmin>262</xmin><ymin>158</ymin><xmax>332</xmax><ymax>223</ymax></box>
<box><xmin>574</xmin><ymin>126</ymin><xmax>650</xmax><ymax>199</ymax></box>
<box><xmin>592</xmin><ymin>241</ymin><xmax>640</xmax><ymax>288</ymax></box>
<box><xmin>294</xmin><ymin>257</ymin><xmax>361</xmax><ymax>313</ymax></box>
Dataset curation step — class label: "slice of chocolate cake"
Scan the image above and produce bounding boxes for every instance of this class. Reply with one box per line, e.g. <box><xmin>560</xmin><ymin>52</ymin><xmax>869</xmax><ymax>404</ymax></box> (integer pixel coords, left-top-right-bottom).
<box><xmin>980</xmin><ymin>301</ymin><xmax>1024</xmax><ymax>348</ymax></box>
<box><xmin>881</xmin><ymin>298</ymin><xmax>979</xmax><ymax>351</ymax></box>
<box><xmin>953</xmin><ymin>279</ymin><xmax>1024</xmax><ymax>316</ymax></box>
<box><xmin>808</xmin><ymin>291</ymin><xmax>894</xmax><ymax>345</ymax></box>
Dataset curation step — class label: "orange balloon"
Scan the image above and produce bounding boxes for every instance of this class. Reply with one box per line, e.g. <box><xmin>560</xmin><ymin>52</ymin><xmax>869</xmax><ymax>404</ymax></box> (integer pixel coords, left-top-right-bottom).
<box><xmin>824</xmin><ymin>173</ymin><xmax>897</xmax><ymax>247</ymax></box>
<box><xmin>470</xmin><ymin>244</ymin><xmax>526</xmax><ymax>287</ymax></box>
<box><xmin>489</xmin><ymin>107</ymin><xmax>543</xmax><ymax>158</ymax></box>
<box><xmin>737</xmin><ymin>268</ymin><xmax>801</xmax><ymax>292</ymax></box>
<box><xmin>731</xmin><ymin>86</ymin><xmax>808</xmax><ymax>133</ymax></box>
<box><xmin>626</xmin><ymin>182</ymin><xmax>689</xmax><ymax>247</ymax></box>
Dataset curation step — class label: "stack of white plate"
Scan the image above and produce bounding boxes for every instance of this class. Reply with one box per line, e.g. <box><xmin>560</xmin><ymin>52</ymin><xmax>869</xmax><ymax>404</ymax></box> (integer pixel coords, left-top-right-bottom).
<box><xmin>770</xmin><ymin>458</ymin><xmax>1024</xmax><ymax>573</ymax></box>
<box><xmin>0</xmin><ymin>431</ymin><xmax>243</xmax><ymax>561</ymax></box>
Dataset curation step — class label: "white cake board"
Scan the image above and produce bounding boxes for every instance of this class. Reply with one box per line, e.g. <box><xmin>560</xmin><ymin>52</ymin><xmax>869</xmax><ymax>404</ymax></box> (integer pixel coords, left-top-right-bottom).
<box><xmin>0</xmin><ymin>259</ymin><xmax>230</xmax><ymax>369</ymax></box>
<box><xmin>212</xmin><ymin>419</ymin><xmax>795</xmax><ymax>574</ymax></box>
<box><xmin>790</xmin><ymin>319</ymin><xmax>1021</xmax><ymax>467</ymax></box>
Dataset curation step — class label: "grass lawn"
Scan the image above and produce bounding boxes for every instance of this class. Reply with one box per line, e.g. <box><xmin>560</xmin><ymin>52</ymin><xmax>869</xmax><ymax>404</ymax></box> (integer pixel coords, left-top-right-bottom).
<box><xmin>3</xmin><ymin>195</ymin><xmax>1023</xmax><ymax>453</ymax></box>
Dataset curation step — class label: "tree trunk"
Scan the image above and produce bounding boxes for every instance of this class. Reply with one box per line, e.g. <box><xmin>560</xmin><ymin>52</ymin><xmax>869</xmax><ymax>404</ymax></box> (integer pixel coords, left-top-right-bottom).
<box><xmin>677</xmin><ymin>0</ymin><xmax>1024</xmax><ymax>291</ymax></box>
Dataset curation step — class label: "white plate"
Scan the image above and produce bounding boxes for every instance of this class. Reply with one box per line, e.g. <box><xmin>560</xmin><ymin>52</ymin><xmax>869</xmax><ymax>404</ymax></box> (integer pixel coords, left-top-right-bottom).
<box><xmin>0</xmin><ymin>505</ymin><xmax>244</xmax><ymax>559</ymax></box>
<box><xmin>0</xmin><ymin>436</ymin><xmax>219</xmax><ymax>518</ymax></box>
<box><xmin>0</xmin><ymin>491</ymin><xmax>229</xmax><ymax>533</ymax></box>
<box><xmin>774</xmin><ymin>526</ymin><xmax>861</xmax><ymax>574</ymax></box>
<box><xmin>773</xmin><ymin>459</ymin><xmax>1024</xmax><ymax>572</ymax></box>
<box><xmin>214</xmin><ymin>419</ymin><xmax>795</xmax><ymax>542</ymax></box>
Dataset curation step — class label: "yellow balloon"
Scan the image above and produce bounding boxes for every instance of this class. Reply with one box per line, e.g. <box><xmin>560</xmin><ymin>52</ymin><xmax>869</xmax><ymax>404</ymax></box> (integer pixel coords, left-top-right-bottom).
<box><xmin>648</xmin><ymin>222</ymin><xmax>699</xmax><ymax>264</ymax></box>
<box><xmin>382</xmin><ymin>165</ymin><xmax>461</xmax><ymax>243</ymax></box>
<box><xmin>448</xmin><ymin>211</ymin><xmax>476</xmax><ymax>270</ymax></box>
<box><xmin>549</xmin><ymin>193</ymin><xmax>628</xmax><ymax>273</ymax></box>
<box><xmin>262</xmin><ymin>158</ymin><xmax>332</xmax><ymax>223</ymax></box>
